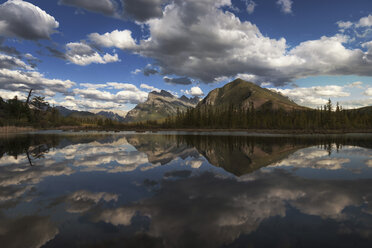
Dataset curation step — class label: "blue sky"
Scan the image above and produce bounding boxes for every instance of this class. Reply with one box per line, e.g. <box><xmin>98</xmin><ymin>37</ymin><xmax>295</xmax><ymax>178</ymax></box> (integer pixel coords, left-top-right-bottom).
<box><xmin>0</xmin><ymin>0</ymin><xmax>371</xmax><ymax>113</ymax></box>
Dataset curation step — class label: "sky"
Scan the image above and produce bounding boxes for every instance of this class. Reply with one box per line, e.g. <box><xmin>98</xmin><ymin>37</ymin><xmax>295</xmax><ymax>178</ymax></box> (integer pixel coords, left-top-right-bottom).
<box><xmin>0</xmin><ymin>0</ymin><xmax>372</xmax><ymax>113</ymax></box>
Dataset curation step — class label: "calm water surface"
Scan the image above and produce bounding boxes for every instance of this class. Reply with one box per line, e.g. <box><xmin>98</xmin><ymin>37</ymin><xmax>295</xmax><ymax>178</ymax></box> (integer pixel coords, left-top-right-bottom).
<box><xmin>1</xmin><ymin>132</ymin><xmax>372</xmax><ymax>248</ymax></box>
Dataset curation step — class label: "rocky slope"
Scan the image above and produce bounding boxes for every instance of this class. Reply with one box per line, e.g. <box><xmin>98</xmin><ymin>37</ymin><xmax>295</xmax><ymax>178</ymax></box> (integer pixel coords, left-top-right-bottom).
<box><xmin>124</xmin><ymin>90</ymin><xmax>199</xmax><ymax>123</ymax></box>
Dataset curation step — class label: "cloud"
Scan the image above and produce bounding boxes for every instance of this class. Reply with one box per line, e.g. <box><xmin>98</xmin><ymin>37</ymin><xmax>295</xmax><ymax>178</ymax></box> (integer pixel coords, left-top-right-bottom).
<box><xmin>60</xmin><ymin>97</ymin><xmax>124</xmax><ymax>110</ymax></box>
<box><xmin>72</xmin><ymin>82</ymin><xmax>149</xmax><ymax>106</ymax></box>
<box><xmin>261</xmin><ymin>82</ymin><xmax>272</xmax><ymax>87</ymax></box>
<box><xmin>337</xmin><ymin>21</ymin><xmax>353</xmax><ymax>30</ymax></box>
<box><xmin>106</xmin><ymin>82</ymin><xmax>140</xmax><ymax>91</ymax></box>
<box><xmin>336</xmin><ymin>98</ymin><xmax>372</xmax><ymax>109</ymax></box>
<box><xmin>276</xmin><ymin>0</ymin><xmax>293</xmax><ymax>14</ymax></box>
<box><xmin>366</xmin><ymin>160</ymin><xmax>372</xmax><ymax>167</ymax></box>
<box><xmin>59</xmin><ymin>0</ymin><xmax>164</xmax><ymax>22</ymax></box>
<box><xmin>0</xmin><ymin>89</ymin><xmax>27</xmax><ymax>100</ymax></box>
<box><xmin>347</xmin><ymin>81</ymin><xmax>364</xmax><ymax>88</ymax></box>
<box><xmin>140</xmin><ymin>83</ymin><xmax>160</xmax><ymax>92</ymax></box>
<box><xmin>122</xmin><ymin>0</ymin><xmax>164</xmax><ymax>22</ymax></box>
<box><xmin>24</xmin><ymin>53</ymin><xmax>40</xmax><ymax>68</ymax></box>
<box><xmin>63</xmin><ymin>190</ymin><xmax>118</xmax><ymax>213</ymax></box>
<box><xmin>88</xmin><ymin>29</ymin><xmax>136</xmax><ymax>50</ymax></box>
<box><xmin>185</xmin><ymin>86</ymin><xmax>204</xmax><ymax>96</ymax></box>
<box><xmin>79</xmin><ymin>83</ymin><xmax>107</xmax><ymax>89</ymax></box>
<box><xmin>269</xmin><ymin>85</ymin><xmax>350</xmax><ymax>107</ymax></box>
<box><xmin>65</xmin><ymin>42</ymin><xmax>120</xmax><ymax>66</ymax></box>
<box><xmin>0</xmin><ymin>38</ymin><xmax>21</xmax><ymax>57</ymax></box>
<box><xmin>337</xmin><ymin>14</ymin><xmax>372</xmax><ymax>41</ymax></box>
<box><xmin>131</xmin><ymin>68</ymin><xmax>141</xmax><ymax>75</ymax></box>
<box><xmin>77</xmin><ymin>2</ymin><xmax>372</xmax><ymax>86</ymax></box>
<box><xmin>0</xmin><ymin>52</ymin><xmax>76</xmax><ymax>98</ymax></box>
<box><xmin>365</xmin><ymin>88</ymin><xmax>372</xmax><ymax>96</ymax></box>
<box><xmin>245</xmin><ymin>0</ymin><xmax>257</xmax><ymax>14</ymax></box>
<box><xmin>46</xmin><ymin>46</ymin><xmax>67</xmax><ymax>60</ymax></box>
<box><xmin>0</xmin><ymin>155</ymin><xmax>75</xmax><ymax>188</ymax></box>
<box><xmin>119</xmin><ymin>0</ymin><xmax>372</xmax><ymax>86</ymax></box>
<box><xmin>93</xmin><ymin>207</ymin><xmax>136</xmax><ymax>226</ymax></box>
<box><xmin>92</xmin><ymin>169</ymin><xmax>372</xmax><ymax>247</ymax></box>
<box><xmin>163</xmin><ymin>76</ymin><xmax>192</xmax><ymax>85</ymax></box>
<box><xmin>316</xmin><ymin>158</ymin><xmax>350</xmax><ymax>170</ymax></box>
<box><xmin>273</xmin><ymin>148</ymin><xmax>352</xmax><ymax>170</ymax></box>
<box><xmin>0</xmin><ymin>53</ymin><xmax>31</xmax><ymax>70</ymax></box>
<box><xmin>130</xmin><ymin>64</ymin><xmax>159</xmax><ymax>76</ymax></box>
<box><xmin>357</xmin><ymin>14</ymin><xmax>372</xmax><ymax>28</ymax></box>
<box><xmin>0</xmin><ymin>67</ymin><xmax>76</xmax><ymax>97</ymax></box>
<box><xmin>59</xmin><ymin>0</ymin><xmax>117</xmax><ymax>16</ymax></box>
<box><xmin>56</xmin><ymin>138</ymin><xmax>150</xmax><ymax>172</ymax></box>
<box><xmin>143</xmin><ymin>64</ymin><xmax>159</xmax><ymax>76</ymax></box>
<box><xmin>0</xmin><ymin>0</ymin><xmax>59</xmax><ymax>40</ymax></box>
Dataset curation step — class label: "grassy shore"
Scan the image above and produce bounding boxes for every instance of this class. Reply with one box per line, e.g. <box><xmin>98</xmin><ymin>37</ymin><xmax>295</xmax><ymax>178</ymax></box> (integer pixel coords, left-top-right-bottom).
<box><xmin>2</xmin><ymin>125</ymin><xmax>372</xmax><ymax>135</ymax></box>
<box><xmin>55</xmin><ymin>126</ymin><xmax>372</xmax><ymax>134</ymax></box>
<box><xmin>0</xmin><ymin>126</ymin><xmax>35</xmax><ymax>134</ymax></box>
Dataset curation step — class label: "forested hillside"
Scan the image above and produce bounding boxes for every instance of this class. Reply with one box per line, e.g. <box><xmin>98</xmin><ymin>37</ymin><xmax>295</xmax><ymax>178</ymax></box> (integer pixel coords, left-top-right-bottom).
<box><xmin>163</xmin><ymin>99</ymin><xmax>372</xmax><ymax>130</ymax></box>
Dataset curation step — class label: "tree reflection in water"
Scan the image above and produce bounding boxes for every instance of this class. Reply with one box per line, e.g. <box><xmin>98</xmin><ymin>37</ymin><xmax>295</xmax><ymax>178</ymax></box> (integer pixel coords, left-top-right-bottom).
<box><xmin>0</xmin><ymin>132</ymin><xmax>371</xmax><ymax>247</ymax></box>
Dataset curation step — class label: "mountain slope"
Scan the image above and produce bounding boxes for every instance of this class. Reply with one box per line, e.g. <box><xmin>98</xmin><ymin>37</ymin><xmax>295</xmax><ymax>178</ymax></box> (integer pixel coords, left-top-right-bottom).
<box><xmin>56</xmin><ymin>106</ymin><xmax>96</xmax><ymax>118</ymax></box>
<box><xmin>125</xmin><ymin>90</ymin><xmax>199</xmax><ymax>123</ymax></box>
<box><xmin>197</xmin><ymin>78</ymin><xmax>306</xmax><ymax>111</ymax></box>
<box><xmin>96</xmin><ymin>111</ymin><xmax>126</xmax><ymax>122</ymax></box>
<box><xmin>348</xmin><ymin>106</ymin><xmax>372</xmax><ymax>114</ymax></box>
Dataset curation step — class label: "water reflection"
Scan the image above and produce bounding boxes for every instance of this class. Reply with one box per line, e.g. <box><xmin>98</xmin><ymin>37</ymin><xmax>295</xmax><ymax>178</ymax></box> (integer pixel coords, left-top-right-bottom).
<box><xmin>0</xmin><ymin>132</ymin><xmax>371</xmax><ymax>247</ymax></box>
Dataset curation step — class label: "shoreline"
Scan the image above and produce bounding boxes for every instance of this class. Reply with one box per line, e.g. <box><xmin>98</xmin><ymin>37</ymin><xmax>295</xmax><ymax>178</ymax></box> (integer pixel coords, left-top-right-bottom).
<box><xmin>59</xmin><ymin>126</ymin><xmax>372</xmax><ymax>134</ymax></box>
<box><xmin>2</xmin><ymin>126</ymin><xmax>372</xmax><ymax>135</ymax></box>
<box><xmin>16</xmin><ymin>128</ymin><xmax>372</xmax><ymax>135</ymax></box>
<box><xmin>0</xmin><ymin>126</ymin><xmax>35</xmax><ymax>135</ymax></box>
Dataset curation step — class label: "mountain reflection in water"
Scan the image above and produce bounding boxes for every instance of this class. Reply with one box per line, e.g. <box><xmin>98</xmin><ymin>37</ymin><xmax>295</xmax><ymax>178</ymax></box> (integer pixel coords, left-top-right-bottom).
<box><xmin>0</xmin><ymin>132</ymin><xmax>371</xmax><ymax>248</ymax></box>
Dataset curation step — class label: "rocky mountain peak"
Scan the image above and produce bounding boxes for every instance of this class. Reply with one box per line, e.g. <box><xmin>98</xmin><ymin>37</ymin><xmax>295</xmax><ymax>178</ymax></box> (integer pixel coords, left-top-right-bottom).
<box><xmin>149</xmin><ymin>90</ymin><xmax>174</xmax><ymax>98</ymax></box>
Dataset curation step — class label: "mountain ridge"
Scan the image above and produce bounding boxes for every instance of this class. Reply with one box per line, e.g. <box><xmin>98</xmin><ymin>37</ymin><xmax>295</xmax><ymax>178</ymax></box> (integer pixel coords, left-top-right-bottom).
<box><xmin>55</xmin><ymin>106</ymin><xmax>126</xmax><ymax>122</ymax></box>
<box><xmin>124</xmin><ymin>90</ymin><xmax>200</xmax><ymax>123</ymax></box>
<box><xmin>197</xmin><ymin>78</ymin><xmax>307</xmax><ymax>111</ymax></box>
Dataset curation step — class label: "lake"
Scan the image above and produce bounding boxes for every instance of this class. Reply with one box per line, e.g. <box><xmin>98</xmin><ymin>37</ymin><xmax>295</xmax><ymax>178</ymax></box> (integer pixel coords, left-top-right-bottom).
<box><xmin>1</xmin><ymin>131</ymin><xmax>372</xmax><ymax>248</ymax></box>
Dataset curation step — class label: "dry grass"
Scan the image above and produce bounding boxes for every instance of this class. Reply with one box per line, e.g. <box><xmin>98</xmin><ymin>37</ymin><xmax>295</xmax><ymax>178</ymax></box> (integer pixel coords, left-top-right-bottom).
<box><xmin>0</xmin><ymin>126</ymin><xmax>35</xmax><ymax>134</ymax></box>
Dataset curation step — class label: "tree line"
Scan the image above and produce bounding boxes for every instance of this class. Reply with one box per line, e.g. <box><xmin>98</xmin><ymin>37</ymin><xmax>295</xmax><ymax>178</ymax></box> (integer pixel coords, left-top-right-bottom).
<box><xmin>162</xmin><ymin>99</ymin><xmax>372</xmax><ymax>130</ymax></box>
<box><xmin>0</xmin><ymin>94</ymin><xmax>114</xmax><ymax>128</ymax></box>
<box><xmin>1</xmin><ymin>94</ymin><xmax>371</xmax><ymax>131</ymax></box>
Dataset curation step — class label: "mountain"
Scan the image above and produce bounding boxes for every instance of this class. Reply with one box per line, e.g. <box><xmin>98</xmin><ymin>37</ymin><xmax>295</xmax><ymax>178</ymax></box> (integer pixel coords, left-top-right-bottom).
<box><xmin>125</xmin><ymin>90</ymin><xmax>199</xmax><ymax>123</ymax></box>
<box><xmin>197</xmin><ymin>78</ymin><xmax>306</xmax><ymax>111</ymax></box>
<box><xmin>348</xmin><ymin>106</ymin><xmax>372</xmax><ymax>114</ymax></box>
<box><xmin>179</xmin><ymin>95</ymin><xmax>200</xmax><ymax>105</ymax></box>
<box><xmin>127</xmin><ymin>134</ymin><xmax>200</xmax><ymax>165</ymax></box>
<box><xmin>56</xmin><ymin>106</ymin><xmax>95</xmax><ymax>118</ymax></box>
<box><xmin>176</xmin><ymin>135</ymin><xmax>306</xmax><ymax>176</ymax></box>
<box><xmin>96</xmin><ymin>111</ymin><xmax>126</xmax><ymax>122</ymax></box>
<box><xmin>55</xmin><ymin>106</ymin><xmax>126</xmax><ymax>122</ymax></box>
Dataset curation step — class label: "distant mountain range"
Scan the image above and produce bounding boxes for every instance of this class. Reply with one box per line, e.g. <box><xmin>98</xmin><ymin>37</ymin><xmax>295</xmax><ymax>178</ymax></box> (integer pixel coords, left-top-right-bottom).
<box><xmin>56</xmin><ymin>79</ymin><xmax>371</xmax><ymax>124</ymax></box>
<box><xmin>96</xmin><ymin>111</ymin><xmax>126</xmax><ymax>122</ymax></box>
<box><xmin>124</xmin><ymin>90</ymin><xmax>200</xmax><ymax>123</ymax></box>
<box><xmin>55</xmin><ymin>106</ymin><xmax>126</xmax><ymax>122</ymax></box>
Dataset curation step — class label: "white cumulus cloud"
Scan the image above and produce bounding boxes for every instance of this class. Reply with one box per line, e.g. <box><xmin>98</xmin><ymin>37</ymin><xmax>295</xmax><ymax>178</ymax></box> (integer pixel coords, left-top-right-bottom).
<box><xmin>365</xmin><ymin>88</ymin><xmax>372</xmax><ymax>96</ymax></box>
<box><xmin>0</xmin><ymin>0</ymin><xmax>59</xmax><ymax>40</ymax></box>
<box><xmin>88</xmin><ymin>29</ymin><xmax>137</xmax><ymax>50</ymax></box>
<box><xmin>65</xmin><ymin>42</ymin><xmax>119</xmax><ymax>66</ymax></box>
<box><xmin>185</xmin><ymin>86</ymin><xmax>204</xmax><ymax>96</ymax></box>
<box><xmin>140</xmin><ymin>83</ymin><xmax>161</xmax><ymax>92</ymax></box>
<box><xmin>270</xmin><ymin>85</ymin><xmax>350</xmax><ymax>108</ymax></box>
